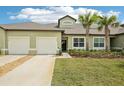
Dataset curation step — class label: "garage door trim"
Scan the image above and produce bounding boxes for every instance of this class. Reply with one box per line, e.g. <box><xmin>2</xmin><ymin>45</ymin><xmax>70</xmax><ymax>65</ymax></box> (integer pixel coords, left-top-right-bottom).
<box><xmin>8</xmin><ymin>36</ymin><xmax>30</xmax><ymax>39</ymax></box>
<box><xmin>8</xmin><ymin>36</ymin><xmax>30</xmax><ymax>54</ymax></box>
<box><xmin>36</xmin><ymin>37</ymin><xmax>57</xmax><ymax>54</ymax></box>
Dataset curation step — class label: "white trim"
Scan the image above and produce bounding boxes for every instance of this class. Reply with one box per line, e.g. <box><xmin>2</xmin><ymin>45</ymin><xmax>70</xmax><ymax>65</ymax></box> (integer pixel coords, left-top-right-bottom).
<box><xmin>36</xmin><ymin>37</ymin><xmax>57</xmax><ymax>49</ymax></box>
<box><xmin>36</xmin><ymin>37</ymin><xmax>57</xmax><ymax>39</ymax></box>
<box><xmin>93</xmin><ymin>36</ymin><xmax>105</xmax><ymax>50</ymax></box>
<box><xmin>8</xmin><ymin>36</ymin><xmax>30</xmax><ymax>54</ymax></box>
<box><xmin>29</xmin><ymin>48</ymin><xmax>36</xmax><ymax>50</ymax></box>
<box><xmin>72</xmin><ymin>36</ymin><xmax>86</xmax><ymax>49</ymax></box>
<box><xmin>1</xmin><ymin>49</ymin><xmax>8</xmax><ymax>51</ymax></box>
<box><xmin>36</xmin><ymin>37</ymin><xmax>58</xmax><ymax>54</ymax></box>
<box><xmin>8</xmin><ymin>36</ymin><xmax>30</xmax><ymax>39</ymax></box>
<box><xmin>36</xmin><ymin>37</ymin><xmax>57</xmax><ymax>51</ymax></box>
<box><xmin>62</xmin><ymin>20</ymin><xmax>73</xmax><ymax>26</ymax></box>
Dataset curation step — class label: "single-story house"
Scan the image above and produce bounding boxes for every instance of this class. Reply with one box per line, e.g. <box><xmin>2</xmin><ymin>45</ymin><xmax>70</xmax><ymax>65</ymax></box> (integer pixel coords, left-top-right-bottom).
<box><xmin>0</xmin><ymin>15</ymin><xmax>124</xmax><ymax>55</ymax></box>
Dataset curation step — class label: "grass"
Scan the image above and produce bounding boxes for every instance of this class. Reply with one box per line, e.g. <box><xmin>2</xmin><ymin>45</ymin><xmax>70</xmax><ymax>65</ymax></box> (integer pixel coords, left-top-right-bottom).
<box><xmin>52</xmin><ymin>58</ymin><xmax>124</xmax><ymax>86</ymax></box>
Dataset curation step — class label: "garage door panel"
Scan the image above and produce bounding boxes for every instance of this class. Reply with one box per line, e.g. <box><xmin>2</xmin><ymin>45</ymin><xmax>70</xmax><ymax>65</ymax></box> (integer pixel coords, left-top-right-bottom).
<box><xmin>8</xmin><ymin>37</ymin><xmax>30</xmax><ymax>54</ymax></box>
<box><xmin>36</xmin><ymin>37</ymin><xmax>57</xmax><ymax>54</ymax></box>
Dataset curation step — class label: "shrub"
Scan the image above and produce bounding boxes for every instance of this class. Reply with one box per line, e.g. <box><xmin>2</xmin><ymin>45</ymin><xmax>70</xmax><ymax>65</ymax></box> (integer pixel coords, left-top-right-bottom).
<box><xmin>68</xmin><ymin>49</ymin><xmax>124</xmax><ymax>58</ymax></box>
<box><xmin>57</xmin><ymin>48</ymin><xmax>62</xmax><ymax>55</ymax></box>
<box><xmin>121</xmin><ymin>49</ymin><xmax>124</xmax><ymax>55</ymax></box>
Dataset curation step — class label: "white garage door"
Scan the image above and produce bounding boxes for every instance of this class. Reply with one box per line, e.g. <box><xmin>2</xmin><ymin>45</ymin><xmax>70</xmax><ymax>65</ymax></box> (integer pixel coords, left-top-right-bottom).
<box><xmin>36</xmin><ymin>37</ymin><xmax>57</xmax><ymax>54</ymax></box>
<box><xmin>8</xmin><ymin>37</ymin><xmax>30</xmax><ymax>54</ymax></box>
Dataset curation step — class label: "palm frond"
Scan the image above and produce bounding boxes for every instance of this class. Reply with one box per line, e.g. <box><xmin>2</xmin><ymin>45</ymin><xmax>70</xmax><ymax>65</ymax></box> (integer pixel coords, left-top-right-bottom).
<box><xmin>98</xmin><ymin>25</ymin><xmax>103</xmax><ymax>31</ymax></box>
<box><xmin>97</xmin><ymin>16</ymin><xmax>107</xmax><ymax>25</ymax></box>
<box><xmin>85</xmin><ymin>12</ymin><xmax>91</xmax><ymax>23</ymax></box>
<box><xmin>97</xmin><ymin>15</ymin><xmax>104</xmax><ymax>20</ymax></box>
<box><xmin>107</xmin><ymin>15</ymin><xmax>117</xmax><ymax>25</ymax></box>
<box><xmin>90</xmin><ymin>13</ymin><xmax>99</xmax><ymax>22</ymax></box>
<box><xmin>79</xmin><ymin>15</ymin><xmax>85</xmax><ymax>22</ymax></box>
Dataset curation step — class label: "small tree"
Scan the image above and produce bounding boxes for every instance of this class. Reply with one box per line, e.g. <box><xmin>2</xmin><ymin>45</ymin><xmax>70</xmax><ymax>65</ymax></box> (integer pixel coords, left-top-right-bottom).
<box><xmin>97</xmin><ymin>15</ymin><xmax>120</xmax><ymax>51</ymax></box>
<box><xmin>79</xmin><ymin>12</ymin><xmax>98</xmax><ymax>51</ymax></box>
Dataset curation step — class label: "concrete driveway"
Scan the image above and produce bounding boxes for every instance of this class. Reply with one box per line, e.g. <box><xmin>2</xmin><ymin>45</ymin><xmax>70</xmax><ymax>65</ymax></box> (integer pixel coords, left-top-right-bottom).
<box><xmin>0</xmin><ymin>55</ymin><xmax>25</xmax><ymax>66</ymax></box>
<box><xmin>0</xmin><ymin>55</ymin><xmax>55</xmax><ymax>86</ymax></box>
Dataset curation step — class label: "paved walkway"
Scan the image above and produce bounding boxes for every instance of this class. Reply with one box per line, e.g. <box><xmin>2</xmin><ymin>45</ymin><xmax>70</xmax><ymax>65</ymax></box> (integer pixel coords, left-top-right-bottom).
<box><xmin>0</xmin><ymin>55</ymin><xmax>25</xmax><ymax>66</ymax></box>
<box><xmin>0</xmin><ymin>55</ymin><xmax>55</xmax><ymax>86</ymax></box>
<box><xmin>56</xmin><ymin>53</ymin><xmax>72</xmax><ymax>58</ymax></box>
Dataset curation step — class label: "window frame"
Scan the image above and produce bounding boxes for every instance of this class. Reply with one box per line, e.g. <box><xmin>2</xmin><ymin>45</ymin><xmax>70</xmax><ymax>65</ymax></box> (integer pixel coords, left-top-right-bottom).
<box><xmin>72</xmin><ymin>37</ymin><xmax>86</xmax><ymax>49</ymax></box>
<box><xmin>61</xmin><ymin>20</ymin><xmax>73</xmax><ymax>26</ymax></box>
<box><xmin>93</xmin><ymin>37</ymin><xmax>105</xmax><ymax>50</ymax></box>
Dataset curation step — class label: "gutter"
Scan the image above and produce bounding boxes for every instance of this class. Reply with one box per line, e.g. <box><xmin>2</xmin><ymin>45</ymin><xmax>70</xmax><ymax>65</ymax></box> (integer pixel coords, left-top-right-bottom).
<box><xmin>63</xmin><ymin>33</ymin><xmax>117</xmax><ymax>36</ymax></box>
<box><xmin>4</xmin><ymin>29</ymin><xmax>65</xmax><ymax>32</ymax></box>
<box><xmin>0</xmin><ymin>26</ymin><xmax>6</xmax><ymax>30</ymax></box>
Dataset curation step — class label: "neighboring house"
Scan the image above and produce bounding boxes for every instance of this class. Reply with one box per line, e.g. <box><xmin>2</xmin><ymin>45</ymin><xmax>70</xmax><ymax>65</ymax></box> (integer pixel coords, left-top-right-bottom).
<box><xmin>0</xmin><ymin>15</ymin><xmax>124</xmax><ymax>55</ymax></box>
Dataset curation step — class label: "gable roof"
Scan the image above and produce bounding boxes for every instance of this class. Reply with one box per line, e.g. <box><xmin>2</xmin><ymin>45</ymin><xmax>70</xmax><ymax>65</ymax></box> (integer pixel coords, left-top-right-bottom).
<box><xmin>58</xmin><ymin>15</ymin><xmax>77</xmax><ymax>27</ymax></box>
<box><xmin>0</xmin><ymin>14</ymin><xmax>124</xmax><ymax>36</ymax></box>
<box><xmin>1</xmin><ymin>22</ymin><xmax>124</xmax><ymax>35</ymax></box>
<box><xmin>0</xmin><ymin>22</ymin><xmax>64</xmax><ymax>32</ymax></box>
<box><xmin>63</xmin><ymin>24</ymin><xmax>124</xmax><ymax>35</ymax></box>
<box><xmin>58</xmin><ymin>15</ymin><xmax>77</xmax><ymax>22</ymax></box>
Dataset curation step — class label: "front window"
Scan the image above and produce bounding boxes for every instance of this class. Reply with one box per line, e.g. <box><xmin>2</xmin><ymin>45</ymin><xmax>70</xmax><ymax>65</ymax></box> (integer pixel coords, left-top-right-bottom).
<box><xmin>62</xmin><ymin>21</ymin><xmax>73</xmax><ymax>26</ymax></box>
<box><xmin>73</xmin><ymin>38</ymin><xmax>84</xmax><ymax>47</ymax></box>
<box><xmin>94</xmin><ymin>37</ymin><xmax>104</xmax><ymax>48</ymax></box>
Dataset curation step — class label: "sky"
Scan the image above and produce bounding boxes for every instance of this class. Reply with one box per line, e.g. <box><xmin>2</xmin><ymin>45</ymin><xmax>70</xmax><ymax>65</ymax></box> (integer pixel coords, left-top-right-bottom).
<box><xmin>0</xmin><ymin>6</ymin><xmax>124</xmax><ymax>24</ymax></box>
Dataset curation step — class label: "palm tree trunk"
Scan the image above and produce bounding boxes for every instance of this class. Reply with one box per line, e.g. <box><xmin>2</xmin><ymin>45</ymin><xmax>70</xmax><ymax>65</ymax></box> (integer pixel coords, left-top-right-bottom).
<box><xmin>105</xmin><ymin>26</ymin><xmax>110</xmax><ymax>51</ymax></box>
<box><xmin>86</xmin><ymin>27</ymin><xmax>90</xmax><ymax>51</ymax></box>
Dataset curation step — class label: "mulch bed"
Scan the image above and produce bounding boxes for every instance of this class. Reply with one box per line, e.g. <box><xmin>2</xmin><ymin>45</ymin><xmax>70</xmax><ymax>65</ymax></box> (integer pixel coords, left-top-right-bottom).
<box><xmin>70</xmin><ymin>54</ymin><xmax>124</xmax><ymax>59</ymax></box>
<box><xmin>0</xmin><ymin>55</ymin><xmax>33</xmax><ymax>77</ymax></box>
<box><xmin>71</xmin><ymin>56</ymin><xmax>124</xmax><ymax>59</ymax></box>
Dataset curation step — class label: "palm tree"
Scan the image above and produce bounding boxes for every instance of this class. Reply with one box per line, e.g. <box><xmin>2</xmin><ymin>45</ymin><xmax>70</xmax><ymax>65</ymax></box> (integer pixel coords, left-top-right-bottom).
<box><xmin>97</xmin><ymin>15</ymin><xmax>120</xmax><ymax>51</ymax></box>
<box><xmin>79</xmin><ymin>12</ymin><xmax>98</xmax><ymax>51</ymax></box>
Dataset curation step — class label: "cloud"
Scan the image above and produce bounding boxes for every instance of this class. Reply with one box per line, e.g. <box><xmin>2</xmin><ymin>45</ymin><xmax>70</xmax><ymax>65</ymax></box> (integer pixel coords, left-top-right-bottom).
<box><xmin>74</xmin><ymin>8</ymin><xmax>102</xmax><ymax>15</ymax></box>
<box><xmin>106</xmin><ymin>10</ymin><xmax>120</xmax><ymax>17</ymax></box>
<box><xmin>9</xmin><ymin>6</ymin><xmax>120</xmax><ymax>24</ymax></box>
<box><xmin>21</xmin><ymin>8</ymin><xmax>53</xmax><ymax>15</ymax></box>
<box><xmin>10</xmin><ymin>14</ymin><xmax>28</xmax><ymax>20</ymax></box>
<box><xmin>49</xmin><ymin>6</ymin><xmax>74</xmax><ymax>14</ymax></box>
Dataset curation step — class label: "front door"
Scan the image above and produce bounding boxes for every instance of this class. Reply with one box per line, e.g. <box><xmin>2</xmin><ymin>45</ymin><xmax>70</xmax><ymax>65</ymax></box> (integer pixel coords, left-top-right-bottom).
<box><xmin>62</xmin><ymin>40</ymin><xmax>67</xmax><ymax>51</ymax></box>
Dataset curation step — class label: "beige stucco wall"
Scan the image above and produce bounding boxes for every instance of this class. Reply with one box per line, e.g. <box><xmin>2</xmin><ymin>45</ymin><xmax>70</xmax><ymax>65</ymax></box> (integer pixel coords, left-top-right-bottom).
<box><xmin>111</xmin><ymin>34</ymin><xmax>124</xmax><ymax>49</ymax></box>
<box><xmin>63</xmin><ymin>35</ymin><xmax>106</xmax><ymax>50</ymax></box>
<box><xmin>0</xmin><ymin>27</ymin><xmax>117</xmax><ymax>55</ymax></box>
<box><xmin>59</xmin><ymin>16</ymin><xmax>76</xmax><ymax>28</ymax></box>
<box><xmin>5</xmin><ymin>30</ymin><xmax>62</xmax><ymax>54</ymax></box>
<box><xmin>0</xmin><ymin>28</ymin><xmax>6</xmax><ymax>54</ymax></box>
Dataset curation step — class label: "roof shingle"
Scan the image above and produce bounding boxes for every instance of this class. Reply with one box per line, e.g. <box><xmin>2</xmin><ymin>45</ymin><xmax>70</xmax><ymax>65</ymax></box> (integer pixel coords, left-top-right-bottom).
<box><xmin>0</xmin><ymin>22</ymin><xmax>124</xmax><ymax>35</ymax></box>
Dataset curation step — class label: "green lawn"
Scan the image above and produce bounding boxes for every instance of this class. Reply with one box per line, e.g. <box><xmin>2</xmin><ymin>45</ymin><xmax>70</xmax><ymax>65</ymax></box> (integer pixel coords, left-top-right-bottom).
<box><xmin>51</xmin><ymin>58</ymin><xmax>124</xmax><ymax>86</ymax></box>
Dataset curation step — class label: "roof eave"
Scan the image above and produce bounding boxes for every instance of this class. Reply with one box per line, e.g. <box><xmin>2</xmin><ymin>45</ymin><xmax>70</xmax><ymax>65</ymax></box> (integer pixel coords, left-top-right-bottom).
<box><xmin>63</xmin><ymin>33</ymin><xmax>117</xmax><ymax>36</ymax></box>
<box><xmin>58</xmin><ymin>15</ymin><xmax>77</xmax><ymax>22</ymax></box>
<box><xmin>5</xmin><ymin>29</ymin><xmax>64</xmax><ymax>32</ymax></box>
<box><xmin>0</xmin><ymin>26</ymin><xmax>6</xmax><ymax>30</ymax></box>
